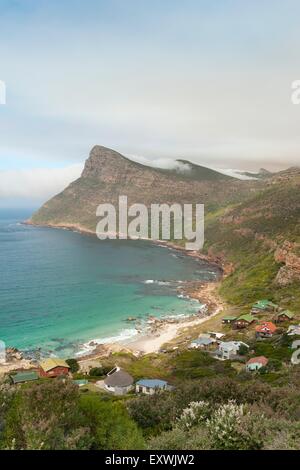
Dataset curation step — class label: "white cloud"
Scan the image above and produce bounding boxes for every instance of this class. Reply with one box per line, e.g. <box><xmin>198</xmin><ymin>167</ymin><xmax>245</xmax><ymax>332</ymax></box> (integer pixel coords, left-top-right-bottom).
<box><xmin>128</xmin><ymin>154</ymin><xmax>256</xmax><ymax>179</ymax></box>
<box><xmin>0</xmin><ymin>163</ymin><xmax>83</xmax><ymax>205</ymax></box>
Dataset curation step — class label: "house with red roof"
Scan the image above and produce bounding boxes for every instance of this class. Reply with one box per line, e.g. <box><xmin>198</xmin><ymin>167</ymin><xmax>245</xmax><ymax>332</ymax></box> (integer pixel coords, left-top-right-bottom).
<box><xmin>246</xmin><ymin>356</ymin><xmax>268</xmax><ymax>372</ymax></box>
<box><xmin>255</xmin><ymin>321</ymin><xmax>277</xmax><ymax>338</ymax></box>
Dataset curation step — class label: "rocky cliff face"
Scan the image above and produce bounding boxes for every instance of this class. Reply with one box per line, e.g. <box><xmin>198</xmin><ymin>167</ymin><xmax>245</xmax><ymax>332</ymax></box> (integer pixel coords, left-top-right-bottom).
<box><xmin>275</xmin><ymin>241</ymin><xmax>300</xmax><ymax>286</ymax></box>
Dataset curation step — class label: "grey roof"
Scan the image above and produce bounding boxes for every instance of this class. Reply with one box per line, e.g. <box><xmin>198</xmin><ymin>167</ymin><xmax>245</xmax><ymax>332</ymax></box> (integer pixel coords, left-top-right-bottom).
<box><xmin>104</xmin><ymin>368</ymin><xmax>134</xmax><ymax>387</ymax></box>
<box><xmin>191</xmin><ymin>337</ymin><xmax>214</xmax><ymax>345</ymax></box>
<box><xmin>136</xmin><ymin>379</ymin><xmax>168</xmax><ymax>388</ymax></box>
<box><xmin>219</xmin><ymin>341</ymin><xmax>249</xmax><ymax>351</ymax></box>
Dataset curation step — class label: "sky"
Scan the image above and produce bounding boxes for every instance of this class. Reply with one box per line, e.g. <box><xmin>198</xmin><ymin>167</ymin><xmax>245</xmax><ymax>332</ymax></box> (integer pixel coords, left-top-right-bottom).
<box><xmin>0</xmin><ymin>0</ymin><xmax>300</xmax><ymax>207</ymax></box>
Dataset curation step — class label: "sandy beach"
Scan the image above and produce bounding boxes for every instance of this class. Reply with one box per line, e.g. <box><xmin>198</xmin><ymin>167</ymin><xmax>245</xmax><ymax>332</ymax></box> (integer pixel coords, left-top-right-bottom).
<box><xmin>76</xmin><ymin>280</ymin><xmax>225</xmax><ymax>370</ymax></box>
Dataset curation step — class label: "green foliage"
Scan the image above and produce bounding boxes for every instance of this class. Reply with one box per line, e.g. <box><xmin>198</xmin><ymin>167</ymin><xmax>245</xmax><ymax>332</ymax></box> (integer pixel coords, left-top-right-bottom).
<box><xmin>79</xmin><ymin>395</ymin><xmax>145</xmax><ymax>450</ymax></box>
<box><xmin>148</xmin><ymin>426</ymin><xmax>212</xmax><ymax>450</ymax></box>
<box><xmin>1</xmin><ymin>380</ymin><xmax>91</xmax><ymax>450</ymax></box>
<box><xmin>171</xmin><ymin>350</ymin><xmax>233</xmax><ymax>379</ymax></box>
<box><xmin>89</xmin><ymin>367</ymin><xmax>106</xmax><ymax>377</ymax></box>
<box><xmin>207</xmin><ymin>401</ymin><xmax>264</xmax><ymax>450</ymax></box>
<box><xmin>176</xmin><ymin>401</ymin><xmax>211</xmax><ymax>430</ymax></box>
<box><xmin>238</xmin><ymin>344</ymin><xmax>249</xmax><ymax>355</ymax></box>
<box><xmin>66</xmin><ymin>358</ymin><xmax>80</xmax><ymax>373</ymax></box>
<box><xmin>253</xmin><ymin>341</ymin><xmax>291</xmax><ymax>362</ymax></box>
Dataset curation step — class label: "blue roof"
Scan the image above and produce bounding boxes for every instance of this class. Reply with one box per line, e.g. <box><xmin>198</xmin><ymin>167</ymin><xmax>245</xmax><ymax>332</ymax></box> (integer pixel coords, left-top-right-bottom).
<box><xmin>136</xmin><ymin>379</ymin><xmax>168</xmax><ymax>388</ymax></box>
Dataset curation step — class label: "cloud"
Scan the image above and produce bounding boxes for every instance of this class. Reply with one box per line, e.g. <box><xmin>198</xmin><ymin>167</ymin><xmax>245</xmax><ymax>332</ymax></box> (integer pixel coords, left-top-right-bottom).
<box><xmin>1</xmin><ymin>1</ymin><xmax>300</xmax><ymax>174</ymax></box>
<box><xmin>128</xmin><ymin>154</ymin><xmax>256</xmax><ymax>179</ymax></box>
<box><xmin>129</xmin><ymin>155</ymin><xmax>193</xmax><ymax>173</ymax></box>
<box><xmin>0</xmin><ymin>163</ymin><xmax>83</xmax><ymax>206</ymax></box>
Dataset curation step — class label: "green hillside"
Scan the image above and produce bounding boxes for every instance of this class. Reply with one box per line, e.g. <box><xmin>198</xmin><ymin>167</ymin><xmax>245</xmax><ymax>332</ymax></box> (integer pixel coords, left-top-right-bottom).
<box><xmin>203</xmin><ymin>172</ymin><xmax>300</xmax><ymax>311</ymax></box>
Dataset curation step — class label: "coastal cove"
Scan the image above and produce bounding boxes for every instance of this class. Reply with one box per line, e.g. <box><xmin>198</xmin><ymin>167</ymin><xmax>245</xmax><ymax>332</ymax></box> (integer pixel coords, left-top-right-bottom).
<box><xmin>0</xmin><ymin>210</ymin><xmax>221</xmax><ymax>359</ymax></box>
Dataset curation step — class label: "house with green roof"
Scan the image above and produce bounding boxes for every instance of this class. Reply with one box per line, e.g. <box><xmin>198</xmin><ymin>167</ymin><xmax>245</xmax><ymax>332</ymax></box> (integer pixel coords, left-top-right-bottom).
<box><xmin>222</xmin><ymin>316</ymin><xmax>237</xmax><ymax>324</ymax></box>
<box><xmin>275</xmin><ymin>310</ymin><xmax>294</xmax><ymax>323</ymax></box>
<box><xmin>9</xmin><ymin>371</ymin><xmax>39</xmax><ymax>385</ymax></box>
<box><xmin>234</xmin><ymin>314</ymin><xmax>257</xmax><ymax>329</ymax></box>
<box><xmin>251</xmin><ymin>299</ymin><xmax>278</xmax><ymax>314</ymax></box>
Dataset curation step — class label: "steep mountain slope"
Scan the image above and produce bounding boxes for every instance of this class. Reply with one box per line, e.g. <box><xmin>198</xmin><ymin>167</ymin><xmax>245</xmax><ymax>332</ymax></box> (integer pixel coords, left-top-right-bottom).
<box><xmin>30</xmin><ymin>145</ymin><xmax>258</xmax><ymax>231</ymax></box>
<box><xmin>204</xmin><ymin>169</ymin><xmax>300</xmax><ymax>310</ymax></box>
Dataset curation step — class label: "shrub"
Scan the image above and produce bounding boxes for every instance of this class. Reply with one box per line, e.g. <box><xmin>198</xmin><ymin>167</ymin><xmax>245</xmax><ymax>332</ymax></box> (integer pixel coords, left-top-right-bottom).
<box><xmin>79</xmin><ymin>395</ymin><xmax>145</xmax><ymax>450</ymax></box>
<box><xmin>89</xmin><ymin>366</ymin><xmax>112</xmax><ymax>377</ymax></box>
<box><xmin>66</xmin><ymin>358</ymin><xmax>80</xmax><ymax>373</ymax></box>
<box><xmin>1</xmin><ymin>380</ymin><xmax>91</xmax><ymax>450</ymax></box>
<box><xmin>176</xmin><ymin>401</ymin><xmax>211</xmax><ymax>430</ymax></box>
<box><xmin>207</xmin><ymin>401</ymin><xmax>264</xmax><ymax>450</ymax></box>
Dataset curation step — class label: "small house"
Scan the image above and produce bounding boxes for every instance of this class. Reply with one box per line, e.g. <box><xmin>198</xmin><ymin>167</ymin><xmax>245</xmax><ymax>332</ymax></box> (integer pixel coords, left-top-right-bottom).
<box><xmin>135</xmin><ymin>379</ymin><xmax>170</xmax><ymax>395</ymax></box>
<box><xmin>275</xmin><ymin>310</ymin><xmax>294</xmax><ymax>323</ymax></box>
<box><xmin>104</xmin><ymin>366</ymin><xmax>134</xmax><ymax>395</ymax></box>
<box><xmin>207</xmin><ymin>331</ymin><xmax>225</xmax><ymax>340</ymax></box>
<box><xmin>246</xmin><ymin>356</ymin><xmax>268</xmax><ymax>371</ymax></box>
<box><xmin>222</xmin><ymin>316</ymin><xmax>237</xmax><ymax>324</ymax></box>
<box><xmin>217</xmin><ymin>341</ymin><xmax>249</xmax><ymax>360</ymax></box>
<box><xmin>255</xmin><ymin>321</ymin><xmax>277</xmax><ymax>338</ymax></box>
<box><xmin>189</xmin><ymin>337</ymin><xmax>215</xmax><ymax>349</ymax></box>
<box><xmin>39</xmin><ymin>358</ymin><xmax>70</xmax><ymax>378</ymax></box>
<box><xmin>9</xmin><ymin>370</ymin><xmax>39</xmax><ymax>385</ymax></box>
<box><xmin>234</xmin><ymin>314</ymin><xmax>256</xmax><ymax>329</ymax></box>
<box><xmin>251</xmin><ymin>300</ymin><xmax>278</xmax><ymax>314</ymax></box>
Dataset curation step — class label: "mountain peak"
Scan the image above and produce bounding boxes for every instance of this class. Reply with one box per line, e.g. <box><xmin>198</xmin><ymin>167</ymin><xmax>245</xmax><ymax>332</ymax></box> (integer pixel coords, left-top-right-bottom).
<box><xmin>81</xmin><ymin>145</ymin><xmax>128</xmax><ymax>178</ymax></box>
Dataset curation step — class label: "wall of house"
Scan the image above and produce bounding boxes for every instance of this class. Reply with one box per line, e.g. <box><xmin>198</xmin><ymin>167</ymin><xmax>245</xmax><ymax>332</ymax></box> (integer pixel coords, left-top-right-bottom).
<box><xmin>39</xmin><ymin>366</ymin><xmax>69</xmax><ymax>378</ymax></box>
<box><xmin>105</xmin><ymin>384</ymin><xmax>132</xmax><ymax>395</ymax></box>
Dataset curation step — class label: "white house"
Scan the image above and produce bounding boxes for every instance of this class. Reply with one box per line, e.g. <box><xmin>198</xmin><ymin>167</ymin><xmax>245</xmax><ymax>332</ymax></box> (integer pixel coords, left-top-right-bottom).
<box><xmin>104</xmin><ymin>366</ymin><xmax>134</xmax><ymax>395</ymax></box>
<box><xmin>217</xmin><ymin>341</ymin><xmax>249</xmax><ymax>360</ymax></box>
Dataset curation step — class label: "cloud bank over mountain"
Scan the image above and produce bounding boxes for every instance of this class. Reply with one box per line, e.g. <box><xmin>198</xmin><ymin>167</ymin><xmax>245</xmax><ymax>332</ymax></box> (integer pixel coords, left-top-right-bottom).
<box><xmin>0</xmin><ymin>164</ymin><xmax>83</xmax><ymax>207</ymax></box>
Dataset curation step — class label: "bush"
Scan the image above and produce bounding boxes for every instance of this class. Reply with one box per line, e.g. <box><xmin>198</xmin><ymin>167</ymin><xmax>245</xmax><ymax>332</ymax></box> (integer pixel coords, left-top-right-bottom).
<box><xmin>176</xmin><ymin>401</ymin><xmax>211</xmax><ymax>430</ymax></box>
<box><xmin>148</xmin><ymin>426</ymin><xmax>212</xmax><ymax>450</ymax></box>
<box><xmin>79</xmin><ymin>395</ymin><xmax>145</xmax><ymax>449</ymax></box>
<box><xmin>89</xmin><ymin>367</ymin><xmax>105</xmax><ymax>377</ymax></box>
<box><xmin>1</xmin><ymin>379</ymin><xmax>91</xmax><ymax>450</ymax></box>
<box><xmin>66</xmin><ymin>358</ymin><xmax>80</xmax><ymax>373</ymax></box>
<box><xmin>207</xmin><ymin>401</ymin><xmax>264</xmax><ymax>450</ymax></box>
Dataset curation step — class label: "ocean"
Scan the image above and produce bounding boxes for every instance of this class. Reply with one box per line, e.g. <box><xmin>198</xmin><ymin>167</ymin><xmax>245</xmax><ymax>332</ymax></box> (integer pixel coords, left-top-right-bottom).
<box><xmin>0</xmin><ymin>209</ymin><xmax>219</xmax><ymax>358</ymax></box>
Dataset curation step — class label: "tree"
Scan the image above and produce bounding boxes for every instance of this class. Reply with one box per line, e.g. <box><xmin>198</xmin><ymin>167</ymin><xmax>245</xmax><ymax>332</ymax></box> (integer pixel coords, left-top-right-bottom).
<box><xmin>66</xmin><ymin>358</ymin><xmax>80</xmax><ymax>373</ymax></box>
<box><xmin>89</xmin><ymin>367</ymin><xmax>105</xmax><ymax>377</ymax></box>
<box><xmin>238</xmin><ymin>344</ymin><xmax>249</xmax><ymax>356</ymax></box>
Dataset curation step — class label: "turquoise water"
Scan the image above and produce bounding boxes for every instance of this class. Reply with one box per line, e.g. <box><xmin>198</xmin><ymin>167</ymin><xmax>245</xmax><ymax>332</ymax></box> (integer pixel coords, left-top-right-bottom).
<box><xmin>0</xmin><ymin>209</ymin><xmax>219</xmax><ymax>357</ymax></box>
